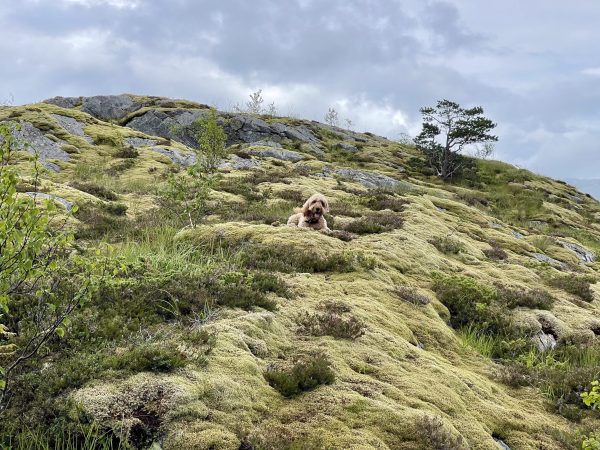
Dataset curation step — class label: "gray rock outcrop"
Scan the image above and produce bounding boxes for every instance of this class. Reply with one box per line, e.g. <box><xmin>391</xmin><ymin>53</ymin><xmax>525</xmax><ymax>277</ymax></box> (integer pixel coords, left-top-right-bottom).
<box><xmin>125</xmin><ymin>137</ymin><xmax>159</xmax><ymax>148</ymax></box>
<box><xmin>531</xmin><ymin>253</ymin><xmax>566</xmax><ymax>269</ymax></box>
<box><xmin>532</xmin><ymin>331</ymin><xmax>557</xmax><ymax>352</ymax></box>
<box><xmin>333</xmin><ymin>168</ymin><xmax>404</xmax><ymax>190</ymax></box>
<box><xmin>246</xmin><ymin>148</ymin><xmax>305</xmax><ymax>162</ymax></box>
<box><xmin>51</xmin><ymin>114</ymin><xmax>93</xmax><ymax>143</ymax></box>
<box><xmin>25</xmin><ymin>192</ymin><xmax>74</xmax><ymax>211</ymax></box>
<box><xmin>561</xmin><ymin>241</ymin><xmax>595</xmax><ymax>263</ymax></box>
<box><xmin>46</xmin><ymin>95</ymin><xmax>142</xmax><ymax>121</ymax></box>
<box><xmin>8</xmin><ymin>122</ymin><xmax>70</xmax><ymax>162</ymax></box>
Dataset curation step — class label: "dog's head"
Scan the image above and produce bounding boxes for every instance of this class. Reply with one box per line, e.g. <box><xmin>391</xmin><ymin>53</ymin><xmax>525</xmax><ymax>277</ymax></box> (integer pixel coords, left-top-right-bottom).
<box><xmin>301</xmin><ymin>193</ymin><xmax>329</xmax><ymax>224</ymax></box>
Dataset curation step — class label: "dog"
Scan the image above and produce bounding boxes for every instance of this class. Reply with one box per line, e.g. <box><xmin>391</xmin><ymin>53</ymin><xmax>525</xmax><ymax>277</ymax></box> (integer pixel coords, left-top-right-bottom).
<box><xmin>287</xmin><ymin>193</ymin><xmax>330</xmax><ymax>231</ymax></box>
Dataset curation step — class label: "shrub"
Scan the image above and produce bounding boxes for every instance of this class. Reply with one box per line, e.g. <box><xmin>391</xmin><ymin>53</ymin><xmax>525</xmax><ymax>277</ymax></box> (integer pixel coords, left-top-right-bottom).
<box><xmin>496</xmin><ymin>285</ymin><xmax>555</xmax><ymax>310</ymax></box>
<box><xmin>430</xmin><ymin>235</ymin><xmax>464</xmax><ymax>254</ymax></box>
<box><xmin>548</xmin><ymin>275</ymin><xmax>595</xmax><ymax>302</ymax></box>
<box><xmin>102</xmin><ymin>202</ymin><xmax>128</xmax><ymax>216</ymax></box>
<box><xmin>343</xmin><ymin>211</ymin><xmax>404</xmax><ymax>234</ymax></box>
<box><xmin>69</xmin><ymin>181</ymin><xmax>118</xmax><ymax>201</ymax></box>
<box><xmin>415</xmin><ymin>415</ymin><xmax>467</xmax><ymax>450</ymax></box>
<box><xmin>363</xmin><ymin>193</ymin><xmax>407</xmax><ymax>212</ymax></box>
<box><xmin>115</xmin><ymin>146</ymin><xmax>139</xmax><ymax>158</ymax></box>
<box><xmin>264</xmin><ymin>355</ymin><xmax>335</xmax><ymax>397</ymax></box>
<box><xmin>277</xmin><ymin>188</ymin><xmax>305</xmax><ymax>204</ymax></box>
<box><xmin>432</xmin><ymin>275</ymin><xmax>503</xmax><ymax>332</ymax></box>
<box><xmin>239</xmin><ymin>244</ymin><xmax>371</xmax><ymax>273</ymax></box>
<box><xmin>483</xmin><ymin>241</ymin><xmax>508</xmax><ymax>260</ymax></box>
<box><xmin>107</xmin><ymin>343</ymin><xmax>188</xmax><ymax>373</ymax></box>
<box><xmin>298</xmin><ymin>301</ymin><xmax>366</xmax><ymax>339</ymax></box>
<box><xmin>209</xmin><ymin>271</ymin><xmax>288</xmax><ymax>311</ymax></box>
<box><xmin>393</xmin><ymin>286</ymin><xmax>431</xmax><ymax>305</ymax></box>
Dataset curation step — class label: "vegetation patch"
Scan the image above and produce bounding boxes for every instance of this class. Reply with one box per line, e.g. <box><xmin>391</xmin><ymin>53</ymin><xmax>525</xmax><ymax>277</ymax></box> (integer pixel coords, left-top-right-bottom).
<box><xmin>483</xmin><ymin>241</ymin><xmax>508</xmax><ymax>260</ymax></box>
<box><xmin>392</xmin><ymin>286</ymin><xmax>431</xmax><ymax>305</ymax></box>
<box><xmin>264</xmin><ymin>355</ymin><xmax>335</xmax><ymax>397</ymax></box>
<box><xmin>429</xmin><ymin>235</ymin><xmax>464</xmax><ymax>254</ymax></box>
<box><xmin>496</xmin><ymin>284</ymin><xmax>555</xmax><ymax>310</ymax></box>
<box><xmin>342</xmin><ymin>211</ymin><xmax>404</xmax><ymax>234</ymax></box>
<box><xmin>297</xmin><ymin>300</ymin><xmax>366</xmax><ymax>339</ymax></box>
<box><xmin>548</xmin><ymin>274</ymin><xmax>595</xmax><ymax>302</ymax></box>
<box><xmin>69</xmin><ymin>181</ymin><xmax>118</xmax><ymax>201</ymax></box>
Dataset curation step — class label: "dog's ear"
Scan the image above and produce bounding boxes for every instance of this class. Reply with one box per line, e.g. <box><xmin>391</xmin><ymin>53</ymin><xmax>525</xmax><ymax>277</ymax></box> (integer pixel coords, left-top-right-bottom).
<box><xmin>301</xmin><ymin>198</ymin><xmax>311</xmax><ymax>214</ymax></box>
<box><xmin>322</xmin><ymin>197</ymin><xmax>330</xmax><ymax>213</ymax></box>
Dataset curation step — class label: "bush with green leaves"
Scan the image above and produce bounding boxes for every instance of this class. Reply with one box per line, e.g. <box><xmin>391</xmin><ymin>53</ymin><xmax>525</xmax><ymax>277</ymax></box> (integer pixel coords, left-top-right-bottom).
<box><xmin>548</xmin><ymin>275</ymin><xmax>595</xmax><ymax>302</ymax></box>
<box><xmin>264</xmin><ymin>355</ymin><xmax>335</xmax><ymax>397</ymax></box>
<box><xmin>0</xmin><ymin>122</ymin><xmax>104</xmax><ymax>413</ymax></box>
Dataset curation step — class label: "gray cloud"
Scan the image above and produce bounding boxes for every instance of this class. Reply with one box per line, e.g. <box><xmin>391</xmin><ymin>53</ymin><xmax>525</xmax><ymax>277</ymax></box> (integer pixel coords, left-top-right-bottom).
<box><xmin>1</xmin><ymin>0</ymin><xmax>599</xmax><ymax>184</ymax></box>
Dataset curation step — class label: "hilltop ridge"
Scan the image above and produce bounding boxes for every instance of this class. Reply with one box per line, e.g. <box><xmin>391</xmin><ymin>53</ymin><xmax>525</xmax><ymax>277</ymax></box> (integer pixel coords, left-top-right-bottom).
<box><xmin>1</xmin><ymin>94</ymin><xmax>600</xmax><ymax>449</ymax></box>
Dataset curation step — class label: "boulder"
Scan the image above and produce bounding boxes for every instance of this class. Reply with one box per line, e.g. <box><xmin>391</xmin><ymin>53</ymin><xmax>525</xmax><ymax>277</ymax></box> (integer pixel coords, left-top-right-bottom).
<box><xmin>494</xmin><ymin>438</ymin><xmax>512</xmax><ymax>450</ymax></box>
<box><xmin>51</xmin><ymin>114</ymin><xmax>93</xmax><ymax>143</ymax></box>
<box><xmin>561</xmin><ymin>241</ymin><xmax>595</xmax><ymax>263</ymax></box>
<box><xmin>80</xmin><ymin>95</ymin><xmax>142</xmax><ymax>120</ymax></box>
<box><xmin>125</xmin><ymin>137</ymin><xmax>159</xmax><ymax>148</ymax></box>
<box><xmin>532</xmin><ymin>331</ymin><xmax>557</xmax><ymax>352</ymax></box>
<box><xmin>8</xmin><ymin>121</ymin><xmax>70</xmax><ymax>162</ymax></box>
<box><xmin>25</xmin><ymin>192</ymin><xmax>74</xmax><ymax>211</ymax></box>
<box><xmin>150</xmin><ymin>147</ymin><xmax>196</xmax><ymax>167</ymax></box>
<box><xmin>218</xmin><ymin>155</ymin><xmax>262</xmax><ymax>170</ymax></box>
<box><xmin>336</xmin><ymin>142</ymin><xmax>359</xmax><ymax>153</ymax></box>
<box><xmin>44</xmin><ymin>96</ymin><xmax>83</xmax><ymax>109</ymax></box>
<box><xmin>334</xmin><ymin>168</ymin><xmax>403</xmax><ymax>190</ymax></box>
<box><xmin>247</xmin><ymin>148</ymin><xmax>305</xmax><ymax>162</ymax></box>
<box><xmin>531</xmin><ymin>253</ymin><xmax>566</xmax><ymax>269</ymax></box>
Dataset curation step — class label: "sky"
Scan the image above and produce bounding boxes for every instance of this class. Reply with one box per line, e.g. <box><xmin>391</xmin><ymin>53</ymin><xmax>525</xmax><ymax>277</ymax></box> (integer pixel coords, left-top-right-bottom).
<box><xmin>1</xmin><ymin>0</ymin><xmax>599</xmax><ymax>189</ymax></box>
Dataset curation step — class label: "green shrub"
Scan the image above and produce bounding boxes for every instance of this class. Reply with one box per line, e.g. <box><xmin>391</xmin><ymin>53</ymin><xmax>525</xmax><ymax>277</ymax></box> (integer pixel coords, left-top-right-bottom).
<box><xmin>432</xmin><ymin>275</ymin><xmax>504</xmax><ymax>332</ymax></box>
<box><xmin>277</xmin><ymin>188</ymin><xmax>305</xmax><ymax>204</ymax></box>
<box><xmin>69</xmin><ymin>181</ymin><xmax>118</xmax><ymax>201</ymax></box>
<box><xmin>297</xmin><ymin>301</ymin><xmax>366</xmax><ymax>339</ymax></box>
<box><xmin>239</xmin><ymin>244</ymin><xmax>371</xmax><ymax>273</ymax></box>
<box><xmin>548</xmin><ymin>275</ymin><xmax>595</xmax><ymax>302</ymax></box>
<box><xmin>107</xmin><ymin>343</ymin><xmax>188</xmax><ymax>373</ymax></box>
<box><xmin>264</xmin><ymin>355</ymin><xmax>335</xmax><ymax>397</ymax></box>
<box><xmin>496</xmin><ymin>285</ymin><xmax>555</xmax><ymax>310</ymax></box>
<box><xmin>430</xmin><ymin>235</ymin><xmax>464</xmax><ymax>254</ymax></box>
<box><xmin>102</xmin><ymin>202</ymin><xmax>128</xmax><ymax>216</ymax></box>
<box><xmin>210</xmin><ymin>271</ymin><xmax>286</xmax><ymax>311</ymax></box>
<box><xmin>363</xmin><ymin>193</ymin><xmax>407</xmax><ymax>212</ymax></box>
<box><xmin>343</xmin><ymin>211</ymin><xmax>404</xmax><ymax>234</ymax></box>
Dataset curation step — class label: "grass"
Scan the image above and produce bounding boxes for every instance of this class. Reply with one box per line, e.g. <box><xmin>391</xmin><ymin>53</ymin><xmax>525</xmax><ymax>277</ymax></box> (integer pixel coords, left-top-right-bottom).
<box><xmin>429</xmin><ymin>235</ymin><xmax>464</xmax><ymax>254</ymax></box>
<box><xmin>0</xmin><ymin>423</ymin><xmax>126</xmax><ymax>450</ymax></box>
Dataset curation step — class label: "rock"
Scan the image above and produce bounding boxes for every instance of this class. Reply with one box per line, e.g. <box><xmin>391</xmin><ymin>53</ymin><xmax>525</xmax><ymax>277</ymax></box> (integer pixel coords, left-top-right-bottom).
<box><xmin>7</xmin><ymin>121</ymin><xmax>70</xmax><ymax>161</ymax></box>
<box><xmin>531</xmin><ymin>253</ymin><xmax>566</xmax><ymax>269</ymax></box>
<box><xmin>243</xmin><ymin>140</ymin><xmax>282</xmax><ymax>149</ymax></box>
<box><xmin>42</xmin><ymin>161</ymin><xmax>61</xmax><ymax>173</ymax></box>
<box><xmin>436</xmin><ymin>207</ymin><xmax>448</xmax><ymax>212</ymax></box>
<box><xmin>44</xmin><ymin>96</ymin><xmax>83</xmax><ymax>109</ymax></box>
<box><xmin>51</xmin><ymin>114</ymin><xmax>93</xmax><ymax>143</ymax></box>
<box><xmin>511</xmin><ymin>231</ymin><xmax>524</xmax><ymax>239</ymax></box>
<box><xmin>247</xmin><ymin>148</ymin><xmax>305</xmax><ymax>162</ymax></box>
<box><xmin>80</xmin><ymin>95</ymin><xmax>142</xmax><ymax>121</ymax></box>
<box><xmin>150</xmin><ymin>147</ymin><xmax>196</xmax><ymax>167</ymax></box>
<box><xmin>125</xmin><ymin>137</ymin><xmax>159</xmax><ymax>148</ymax></box>
<box><xmin>566</xmin><ymin>194</ymin><xmax>584</xmax><ymax>204</ymax></box>
<box><xmin>306</xmin><ymin>144</ymin><xmax>326</xmax><ymax>156</ymax></box>
<box><xmin>490</xmin><ymin>222</ymin><xmax>503</xmax><ymax>229</ymax></box>
<box><xmin>25</xmin><ymin>192</ymin><xmax>74</xmax><ymax>211</ymax></box>
<box><xmin>494</xmin><ymin>438</ymin><xmax>512</xmax><ymax>450</ymax></box>
<box><xmin>127</xmin><ymin>110</ymin><xmax>204</xmax><ymax>148</ymax></box>
<box><xmin>561</xmin><ymin>241</ymin><xmax>595</xmax><ymax>263</ymax></box>
<box><xmin>532</xmin><ymin>331</ymin><xmax>557</xmax><ymax>352</ymax></box>
<box><xmin>335</xmin><ymin>168</ymin><xmax>403</xmax><ymax>190</ymax></box>
<box><xmin>218</xmin><ymin>155</ymin><xmax>262</xmax><ymax>170</ymax></box>
<box><xmin>336</xmin><ymin>142</ymin><xmax>359</xmax><ymax>153</ymax></box>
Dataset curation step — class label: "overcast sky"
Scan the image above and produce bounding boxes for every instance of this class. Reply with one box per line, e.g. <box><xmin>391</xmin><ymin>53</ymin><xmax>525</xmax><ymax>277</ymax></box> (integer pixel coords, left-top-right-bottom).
<box><xmin>1</xmin><ymin>0</ymin><xmax>599</xmax><ymax>184</ymax></box>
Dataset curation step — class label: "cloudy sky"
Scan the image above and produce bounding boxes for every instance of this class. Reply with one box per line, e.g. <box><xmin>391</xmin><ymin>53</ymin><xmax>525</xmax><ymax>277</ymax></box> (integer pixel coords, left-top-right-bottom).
<box><xmin>1</xmin><ymin>0</ymin><xmax>599</xmax><ymax>186</ymax></box>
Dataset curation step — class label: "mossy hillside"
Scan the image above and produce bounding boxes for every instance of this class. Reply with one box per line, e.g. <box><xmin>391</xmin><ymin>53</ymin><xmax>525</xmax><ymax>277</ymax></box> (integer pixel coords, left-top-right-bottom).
<box><xmin>1</xmin><ymin>98</ymin><xmax>600</xmax><ymax>449</ymax></box>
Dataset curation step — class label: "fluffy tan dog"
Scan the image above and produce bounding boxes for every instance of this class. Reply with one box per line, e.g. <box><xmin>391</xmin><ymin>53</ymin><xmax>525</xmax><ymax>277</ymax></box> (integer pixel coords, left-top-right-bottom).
<box><xmin>287</xmin><ymin>193</ymin><xmax>330</xmax><ymax>231</ymax></box>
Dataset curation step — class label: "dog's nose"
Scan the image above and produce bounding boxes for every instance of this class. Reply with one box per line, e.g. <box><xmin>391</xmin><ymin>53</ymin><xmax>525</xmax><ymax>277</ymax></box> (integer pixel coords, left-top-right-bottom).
<box><xmin>315</xmin><ymin>207</ymin><xmax>322</xmax><ymax>213</ymax></box>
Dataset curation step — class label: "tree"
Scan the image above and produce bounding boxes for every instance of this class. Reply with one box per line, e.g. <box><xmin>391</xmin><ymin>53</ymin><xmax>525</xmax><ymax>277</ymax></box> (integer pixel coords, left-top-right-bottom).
<box><xmin>324</xmin><ymin>108</ymin><xmax>339</xmax><ymax>127</ymax></box>
<box><xmin>246</xmin><ymin>89</ymin><xmax>264</xmax><ymax>114</ymax></box>
<box><xmin>414</xmin><ymin>99</ymin><xmax>497</xmax><ymax>180</ymax></box>
<box><xmin>164</xmin><ymin>108</ymin><xmax>227</xmax><ymax>228</ymax></box>
<box><xmin>0</xmin><ymin>122</ymin><xmax>103</xmax><ymax>413</ymax></box>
